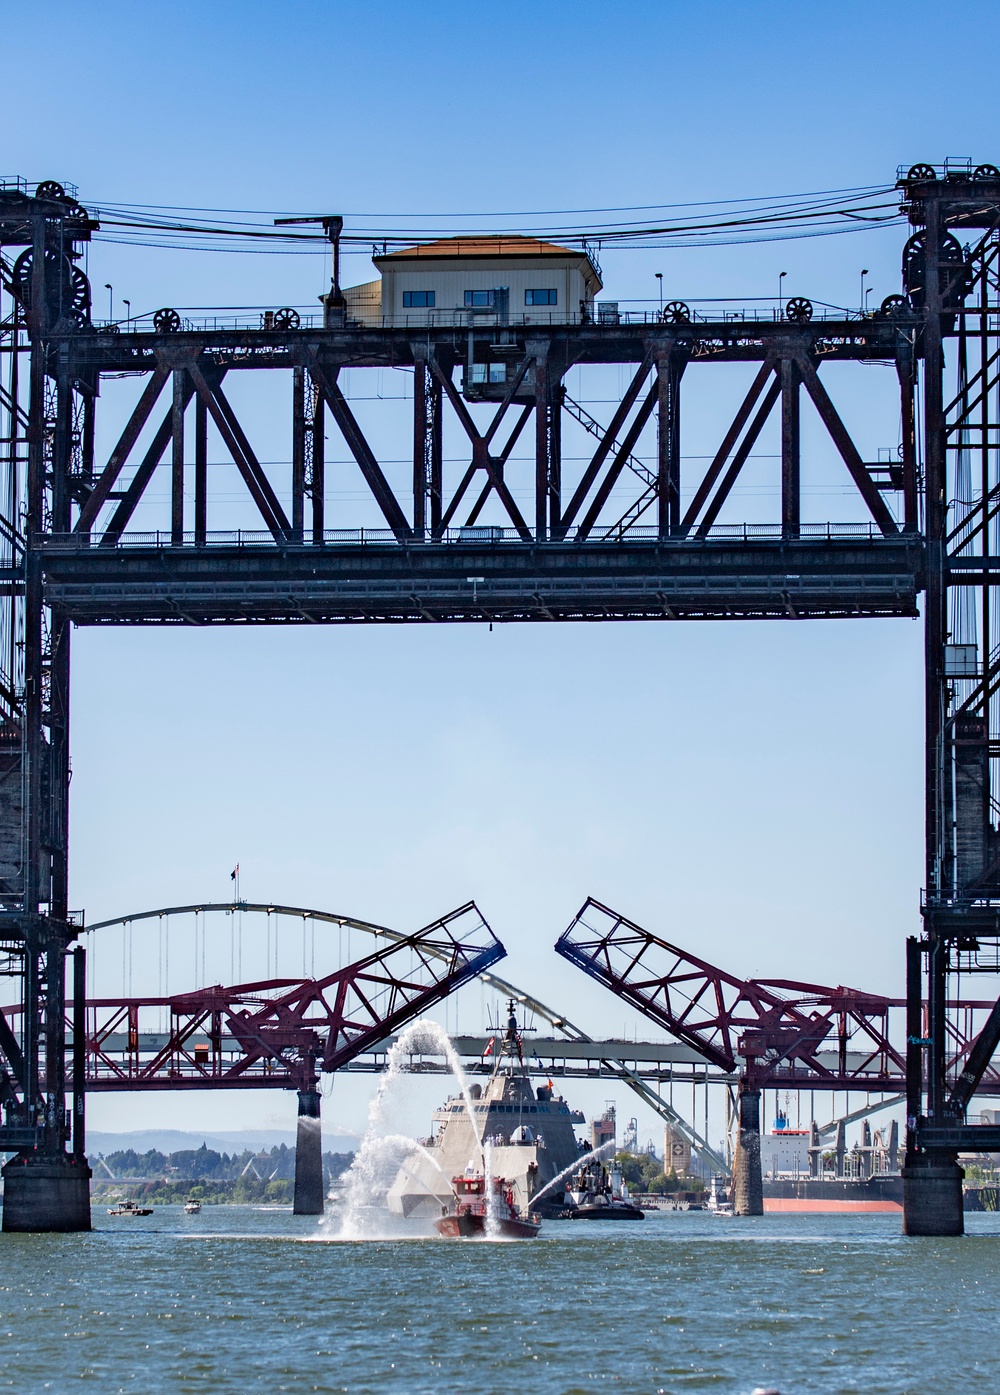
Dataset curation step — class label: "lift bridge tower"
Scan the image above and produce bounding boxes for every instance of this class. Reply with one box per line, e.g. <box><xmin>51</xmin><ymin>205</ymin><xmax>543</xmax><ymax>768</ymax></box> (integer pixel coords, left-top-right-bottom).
<box><xmin>0</xmin><ymin>183</ymin><xmax>95</xmax><ymax>1227</ymax></box>
<box><xmin>903</xmin><ymin>164</ymin><xmax>1000</xmax><ymax>1233</ymax></box>
<box><xmin>1</xmin><ymin>165</ymin><xmax>1000</xmax><ymax>1232</ymax></box>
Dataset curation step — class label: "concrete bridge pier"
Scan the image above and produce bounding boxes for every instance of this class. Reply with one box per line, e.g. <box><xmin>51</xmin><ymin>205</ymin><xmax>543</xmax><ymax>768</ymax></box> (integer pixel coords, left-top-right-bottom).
<box><xmin>2</xmin><ymin>1153</ymin><xmax>91</xmax><ymax>1232</ymax></box>
<box><xmin>293</xmin><ymin>1088</ymin><xmax>324</xmax><ymax>1215</ymax></box>
<box><xmin>902</xmin><ymin>1154</ymin><xmax>964</xmax><ymax>1236</ymax></box>
<box><xmin>732</xmin><ymin>1085</ymin><xmax>763</xmax><ymax>1216</ymax></box>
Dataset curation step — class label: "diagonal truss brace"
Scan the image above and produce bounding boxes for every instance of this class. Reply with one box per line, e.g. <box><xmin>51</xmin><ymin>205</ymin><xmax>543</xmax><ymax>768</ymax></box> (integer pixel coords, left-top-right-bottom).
<box><xmin>429</xmin><ymin>355</ymin><xmax>532</xmax><ymax>539</ymax></box>
<box><xmin>306</xmin><ymin>355</ymin><xmax>412</xmax><ymax>539</ymax></box>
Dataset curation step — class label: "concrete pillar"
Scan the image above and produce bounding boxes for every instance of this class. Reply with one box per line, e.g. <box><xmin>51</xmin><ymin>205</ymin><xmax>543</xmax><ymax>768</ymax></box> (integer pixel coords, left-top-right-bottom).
<box><xmin>903</xmin><ymin>1155</ymin><xmax>964</xmax><ymax>1236</ymax></box>
<box><xmin>888</xmin><ymin>1119</ymin><xmax>899</xmax><ymax>1172</ymax></box>
<box><xmin>834</xmin><ymin>1119</ymin><xmax>846</xmax><ymax>1177</ymax></box>
<box><xmin>2</xmin><ymin>1153</ymin><xmax>91</xmax><ymax>1232</ymax></box>
<box><xmin>732</xmin><ymin>1085</ymin><xmax>763</xmax><ymax>1216</ymax></box>
<box><xmin>293</xmin><ymin>1088</ymin><xmax>324</xmax><ymax>1216</ymax></box>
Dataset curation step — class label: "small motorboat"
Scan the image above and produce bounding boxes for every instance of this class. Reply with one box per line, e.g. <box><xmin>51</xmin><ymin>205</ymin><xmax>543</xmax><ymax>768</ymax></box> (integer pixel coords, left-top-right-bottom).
<box><xmin>436</xmin><ymin>1172</ymin><xmax>540</xmax><ymax>1239</ymax></box>
<box><xmin>558</xmin><ymin>1160</ymin><xmax>644</xmax><ymax>1220</ymax></box>
<box><xmin>107</xmin><ymin>1198</ymin><xmax>153</xmax><ymax>1217</ymax></box>
<box><xmin>706</xmin><ymin>1176</ymin><xmax>734</xmax><ymax>1217</ymax></box>
<box><xmin>183</xmin><ymin>1199</ymin><xmax>202</xmax><ymax>1214</ymax></box>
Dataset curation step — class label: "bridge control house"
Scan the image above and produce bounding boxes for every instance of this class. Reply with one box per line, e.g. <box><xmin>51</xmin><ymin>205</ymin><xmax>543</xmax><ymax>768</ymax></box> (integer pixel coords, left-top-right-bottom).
<box><xmin>344</xmin><ymin>235</ymin><xmax>602</xmax><ymax>330</ymax></box>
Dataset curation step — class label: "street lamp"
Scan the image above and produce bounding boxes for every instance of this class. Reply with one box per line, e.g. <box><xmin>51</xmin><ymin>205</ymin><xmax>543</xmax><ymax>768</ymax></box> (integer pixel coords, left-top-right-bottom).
<box><xmin>104</xmin><ymin>283</ymin><xmax>113</xmax><ymax>321</ymax></box>
<box><xmin>860</xmin><ymin>269</ymin><xmax>869</xmax><ymax>314</ymax></box>
<box><xmin>778</xmin><ymin>271</ymin><xmax>787</xmax><ymax>318</ymax></box>
<box><xmin>655</xmin><ymin>272</ymin><xmax>663</xmax><ymax>318</ymax></box>
<box><xmin>122</xmin><ymin>298</ymin><xmax>130</xmax><ymax>331</ymax></box>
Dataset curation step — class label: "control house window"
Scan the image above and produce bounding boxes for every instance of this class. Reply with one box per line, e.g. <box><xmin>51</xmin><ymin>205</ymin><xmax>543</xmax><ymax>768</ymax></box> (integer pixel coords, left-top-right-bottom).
<box><xmin>403</xmin><ymin>290</ymin><xmax>435</xmax><ymax>308</ymax></box>
<box><xmin>525</xmin><ymin>289</ymin><xmax>557</xmax><ymax>306</ymax></box>
<box><xmin>464</xmin><ymin>289</ymin><xmax>496</xmax><ymax>308</ymax></box>
<box><xmin>469</xmin><ymin>363</ymin><xmax>506</xmax><ymax>384</ymax></box>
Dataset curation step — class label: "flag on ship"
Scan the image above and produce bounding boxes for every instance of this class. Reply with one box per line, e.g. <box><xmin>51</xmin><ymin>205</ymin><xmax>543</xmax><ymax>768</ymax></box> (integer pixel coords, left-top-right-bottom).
<box><xmin>483</xmin><ymin>1036</ymin><xmax>495</xmax><ymax>1057</ymax></box>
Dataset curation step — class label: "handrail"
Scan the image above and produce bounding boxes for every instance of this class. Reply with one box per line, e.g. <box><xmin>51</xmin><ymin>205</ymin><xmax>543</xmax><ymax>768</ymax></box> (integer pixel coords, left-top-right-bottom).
<box><xmin>41</xmin><ymin>522</ymin><xmax>890</xmax><ymax>551</ymax></box>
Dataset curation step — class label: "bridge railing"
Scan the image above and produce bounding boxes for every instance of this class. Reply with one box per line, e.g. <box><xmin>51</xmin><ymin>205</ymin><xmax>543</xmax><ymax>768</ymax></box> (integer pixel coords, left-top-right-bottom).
<box><xmin>40</xmin><ymin>522</ymin><xmax>889</xmax><ymax>551</ymax></box>
<box><xmin>88</xmin><ymin>300</ymin><xmax>879</xmax><ymax>335</ymax></box>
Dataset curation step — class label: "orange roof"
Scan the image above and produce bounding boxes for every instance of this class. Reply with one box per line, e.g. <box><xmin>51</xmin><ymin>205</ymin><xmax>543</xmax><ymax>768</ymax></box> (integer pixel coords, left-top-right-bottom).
<box><xmin>377</xmin><ymin>235</ymin><xmax>591</xmax><ymax>261</ymax></box>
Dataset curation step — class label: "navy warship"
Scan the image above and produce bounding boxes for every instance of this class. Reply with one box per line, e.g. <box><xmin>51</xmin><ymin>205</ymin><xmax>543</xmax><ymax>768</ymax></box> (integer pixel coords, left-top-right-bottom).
<box><xmin>387</xmin><ymin>1004</ymin><xmax>587</xmax><ymax>1220</ymax></box>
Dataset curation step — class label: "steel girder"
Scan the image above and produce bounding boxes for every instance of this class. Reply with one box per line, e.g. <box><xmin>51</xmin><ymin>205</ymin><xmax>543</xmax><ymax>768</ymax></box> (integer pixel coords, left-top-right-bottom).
<box><xmin>31</xmin><ymin>313</ymin><xmax>923</xmax><ymax>623</ymax></box>
<box><xmin>0</xmin><ymin>903</ymin><xmax>503</xmax><ymax>1106</ymax></box>
<box><xmin>38</xmin><ymin>532</ymin><xmax>922</xmax><ymax>625</ymax></box>
<box><xmin>51</xmin><ymin>317</ymin><xmax>916</xmax><ymax>557</ymax></box>
<box><xmin>555</xmin><ymin>897</ymin><xmax>1000</xmax><ymax>1098</ymax></box>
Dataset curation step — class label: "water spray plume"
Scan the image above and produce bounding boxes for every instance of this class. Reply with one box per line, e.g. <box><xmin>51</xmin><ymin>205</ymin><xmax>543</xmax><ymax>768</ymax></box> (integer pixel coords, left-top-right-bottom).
<box><xmin>329</xmin><ymin>1017</ymin><xmax>486</xmax><ymax>1238</ymax></box>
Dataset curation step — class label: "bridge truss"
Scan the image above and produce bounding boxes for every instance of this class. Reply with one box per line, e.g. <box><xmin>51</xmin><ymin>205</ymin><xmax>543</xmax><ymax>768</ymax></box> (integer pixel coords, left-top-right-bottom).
<box><xmin>0</xmin><ymin>162</ymin><xmax>999</xmax><ymax>1228</ymax></box>
<box><xmin>556</xmin><ymin>897</ymin><xmax>1000</xmax><ymax>1098</ymax></box>
<box><xmin>77</xmin><ymin>900</ymin><xmax>729</xmax><ymax>1172</ymax></box>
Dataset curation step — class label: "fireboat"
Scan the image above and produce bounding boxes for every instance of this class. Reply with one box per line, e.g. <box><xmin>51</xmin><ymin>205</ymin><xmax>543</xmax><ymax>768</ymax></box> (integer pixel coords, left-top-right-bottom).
<box><xmin>435</xmin><ymin>1169</ymin><xmax>541</xmax><ymax>1239</ymax></box>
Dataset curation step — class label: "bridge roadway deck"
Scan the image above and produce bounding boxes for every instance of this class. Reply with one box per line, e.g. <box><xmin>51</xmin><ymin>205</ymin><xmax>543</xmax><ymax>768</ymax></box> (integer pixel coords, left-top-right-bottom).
<box><xmin>77</xmin><ymin>1032</ymin><xmax>924</xmax><ymax>1092</ymax></box>
<box><xmin>62</xmin><ymin>314</ymin><xmax>912</xmax><ymax>373</ymax></box>
<box><xmin>40</xmin><ymin>532</ymin><xmax>924</xmax><ymax>624</ymax></box>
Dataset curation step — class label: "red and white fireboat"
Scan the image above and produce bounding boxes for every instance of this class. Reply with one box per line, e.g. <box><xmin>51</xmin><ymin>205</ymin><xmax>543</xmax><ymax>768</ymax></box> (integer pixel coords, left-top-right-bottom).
<box><xmin>435</xmin><ymin>1173</ymin><xmax>541</xmax><ymax>1239</ymax></box>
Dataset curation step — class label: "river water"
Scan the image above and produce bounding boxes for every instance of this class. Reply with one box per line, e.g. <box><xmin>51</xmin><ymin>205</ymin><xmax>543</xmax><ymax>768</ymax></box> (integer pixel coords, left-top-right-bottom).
<box><xmin>0</xmin><ymin>1206</ymin><xmax>996</xmax><ymax>1394</ymax></box>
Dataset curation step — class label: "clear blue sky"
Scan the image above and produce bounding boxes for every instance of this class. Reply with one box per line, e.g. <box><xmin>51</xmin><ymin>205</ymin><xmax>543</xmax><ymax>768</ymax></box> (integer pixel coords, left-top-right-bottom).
<box><xmin>6</xmin><ymin>0</ymin><xmax>997</xmax><ymax>1146</ymax></box>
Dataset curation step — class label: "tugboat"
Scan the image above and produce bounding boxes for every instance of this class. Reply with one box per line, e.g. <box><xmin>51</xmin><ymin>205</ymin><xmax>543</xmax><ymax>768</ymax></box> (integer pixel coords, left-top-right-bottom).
<box><xmin>436</xmin><ymin>1171</ymin><xmax>541</xmax><ymax>1239</ymax></box>
<box><xmin>706</xmin><ymin>1176</ymin><xmax>734</xmax><ymax>1217</ymax></box>
<box><xmin>559</xmin><ymin>1158</ymin><xmax>644</xmax><ymax>1220</ymax></box>
<box><xmin>107</xmin><ymin>1198</ymin><xmax>154</xmax><ymax>1217</ymax></box>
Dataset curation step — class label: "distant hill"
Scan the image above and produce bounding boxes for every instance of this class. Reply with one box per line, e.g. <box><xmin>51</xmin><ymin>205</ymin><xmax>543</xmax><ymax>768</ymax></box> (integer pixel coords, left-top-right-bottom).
<box><xmin>88</xmin><ymin>1127</ymin><xmax>358</xmax><ymax>1157</ymax></box>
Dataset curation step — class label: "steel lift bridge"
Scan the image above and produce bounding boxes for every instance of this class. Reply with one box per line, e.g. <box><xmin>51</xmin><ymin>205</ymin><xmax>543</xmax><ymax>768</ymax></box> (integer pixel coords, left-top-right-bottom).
<box><xmin>0</xmin><ymin>162</ymin><xmax>997</xmax><ymax>1231</ymax></box>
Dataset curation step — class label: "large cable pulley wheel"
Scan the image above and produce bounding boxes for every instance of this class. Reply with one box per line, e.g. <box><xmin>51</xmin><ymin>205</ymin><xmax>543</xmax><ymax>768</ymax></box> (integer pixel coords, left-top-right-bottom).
<box><xmin>33</xmin><ymin>181</ymin><xmax>90</xmax><ymax>228</ymax></box>
<box><xmin>974</xmin><ymin>164</ymin><xmax>1000</xmax><ymax>181</ymax></box>
<box><xmin>661</xmin><ymin>300</ymin><xmax>690</xmax><ymax>324</ymax></box>
<box><xmin>907</xmin><ymin>163</ymin><xmax>937</xmax><ymax>182</ymax></box>
<box><xmin>879</xmin><ymin>294</ymin><xmax>910</xmax><ymax>318</ymax></box>
<box><xmin>10</xmin><ymin>247</ymin><xmax>91</xmax><ymax>325</ymax></box>
<box><xmin>784</xmin><ymin>297</ymin><xmax>813</xmax><ymax>323</ymax></box>
<box><xmin>902</xmin><ymin>230</ymin><xmax>972</xmax><ymax>309</ymax></box>
<box><xmin>272</xmin><ymin>307</ymin><xmax>300</xmax><ymax>330</ymax></box>
<box><xmin>153</xmin><ymin>307</ymin><xmax>182</xmax><ymax>333</ymax></box>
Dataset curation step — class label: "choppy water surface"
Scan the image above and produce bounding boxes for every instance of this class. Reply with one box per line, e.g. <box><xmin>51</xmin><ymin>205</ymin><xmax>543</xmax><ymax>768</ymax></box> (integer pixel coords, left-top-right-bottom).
<box><xmin>1</xmin><ymin>1206</ymin><xmax>997</xmax><ymax>1394</ymax></box>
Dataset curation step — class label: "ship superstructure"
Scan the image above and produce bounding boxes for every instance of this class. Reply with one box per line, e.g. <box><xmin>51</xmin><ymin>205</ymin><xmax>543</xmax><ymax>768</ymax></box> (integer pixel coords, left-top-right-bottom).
<box><xmin>387</xmin><ymin>1004</ymin><xmax>585</xmax><ymax>1218</ymax></box>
